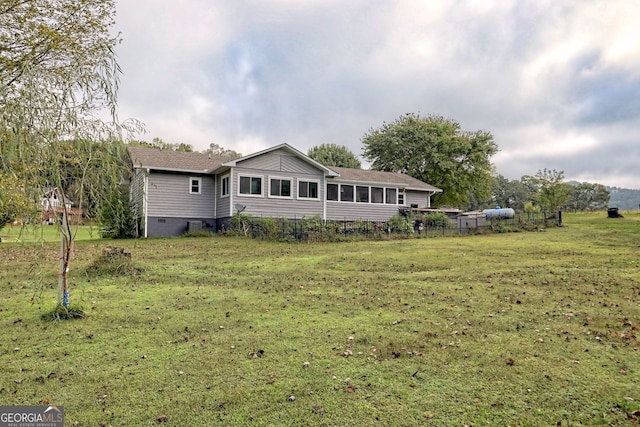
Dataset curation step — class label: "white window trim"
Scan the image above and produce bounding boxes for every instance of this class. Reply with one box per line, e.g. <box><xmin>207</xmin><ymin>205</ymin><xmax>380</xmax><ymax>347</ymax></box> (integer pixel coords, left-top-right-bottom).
<box><xmin>189</xmin><ymin>177</ymin><xmax>202</xmax><ymax>194</ymax></box>
<box><xmin>221</xmin><ymin>174</ymin><xmax>230</xmax><ymax>198</ymax></box>
<box><xmin>268</xmin><ymin>175</ymin><xmax>293</xmax><ymax>199</ymax></box>
<box><xmin>325</xmin><ymin>183</ymin><xmax>357</xmax><ymax>203</ymax></box>
<box><xmin>385</xmin><ymin>187</ymin><xmax>398</xmax><ymax>205</ymax></box>
<box><xmin>340</xmin><ymin>184</ymin><xmax>356</xmax><ymax>203</ymax></box>
<box><xmin>371</xmin><ymin>186</ymin><xmax>385</xmax><ymax>204</ymax></box>
<box><xmin>355</xmin><ymin>185</ymin><xmax>370</xmax><ymax>203</ymax></box>
<box><xmin>326</xmin><ymin>183</ymin><xmax>340</xmax><ymax>202</ymax></box>
<box><xmin>297</xmin><ymin>179</ymin><xmax>320</xmax><ymax>200</ymax></box>
<box><xmin>327</xmin><ymin>182</ymin><xmax>404</xmax><ymax>205</ymax></box>
<box><xmin>237</xmin><ymin>174</ymin><xmax>264</xmax><ymax>198</ymax></box>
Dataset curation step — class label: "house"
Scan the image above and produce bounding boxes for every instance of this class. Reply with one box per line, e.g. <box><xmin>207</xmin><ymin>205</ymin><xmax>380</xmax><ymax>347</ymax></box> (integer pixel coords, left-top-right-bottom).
<box><xmin>40</xmin><ymin>188</ymin><xmax>81</xmax><ymax>224</ymax></box>
<box><xmin>127</xmin><ymin>144</ymin><xmax>441</xmax><ymax>237</ymax></box>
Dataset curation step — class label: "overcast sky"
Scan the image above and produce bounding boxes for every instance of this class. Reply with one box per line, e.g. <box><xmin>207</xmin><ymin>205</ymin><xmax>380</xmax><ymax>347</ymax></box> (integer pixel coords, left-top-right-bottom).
<box><xmin>114</xmin><ymin>0</ymin><xmax>640</xmax><ymax>189</ymax></box>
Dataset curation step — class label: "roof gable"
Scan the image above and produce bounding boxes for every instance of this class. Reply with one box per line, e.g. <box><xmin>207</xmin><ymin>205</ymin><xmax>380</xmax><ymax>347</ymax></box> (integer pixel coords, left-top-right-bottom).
<box><xmin>222</xmin><ymin>143</ymin><xmax>339</xmax><ymax>176</ymax></box>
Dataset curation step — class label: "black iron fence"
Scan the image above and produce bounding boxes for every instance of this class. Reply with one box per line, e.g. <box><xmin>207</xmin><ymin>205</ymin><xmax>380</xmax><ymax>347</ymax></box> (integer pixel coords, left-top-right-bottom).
<box><xmin>227</xmin><ymin>212</ymin><xmax>562</xmax><ymax>241</ymax></box>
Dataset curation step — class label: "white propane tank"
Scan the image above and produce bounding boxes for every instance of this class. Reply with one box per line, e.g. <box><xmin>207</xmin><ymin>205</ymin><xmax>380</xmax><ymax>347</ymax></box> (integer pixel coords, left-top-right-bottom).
<box><xmin>482</xmin><ymin>207</ymin><xmax>515</xmax><ymax>219</ymax></box>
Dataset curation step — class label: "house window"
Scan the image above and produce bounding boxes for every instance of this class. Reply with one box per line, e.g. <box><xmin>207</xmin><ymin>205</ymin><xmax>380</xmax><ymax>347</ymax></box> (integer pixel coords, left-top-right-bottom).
<box><xmin>340</xmin><ymin>185</ymin><xmax>354</xmax><ymax>202</ymax></box>
<box><xmin>239</xmin><ymin>176</ymin><xmax>262</xmax><ymax>196</ymax></box>
<box><xmin>356</xmin><ymin>186</ymin><xmax>369</xmax><ymax>203</ymax></box>
<box><xmin>299</xmin><ymin>181</ymin><xmax>319</xmax><ymax>199</ymax></box>
<box><xmin>371</xmin><ymin>187</ymin><xmax>384</xmax><ymax>204</ymax></box>
<box><xmin>221</xmin><ymin>175</ymin><xmax>229</xmax><ymax>197</ymax></box>
<box><xmin>269</xmin><ymin>177</ymin><xmax>292</xmax><ymax>198</ymax></box>
<box><xmin>398</xmin><ymin>190</ymin><xmax>405</xmax><ymax>205</ymax></box>
<box><xmin>327</xmin><ymin>183</ymin><xmax>339</xmax><ymax>201</ymax></box>
<box><xmin>190</xmin><ymin>177</ymin><xmax>202</xmax><ymax>194</ymax></box>
<box><xmin>385</xmin><ymin>188</ymin><xmax>397</xmax><ymax>204</ymax></box>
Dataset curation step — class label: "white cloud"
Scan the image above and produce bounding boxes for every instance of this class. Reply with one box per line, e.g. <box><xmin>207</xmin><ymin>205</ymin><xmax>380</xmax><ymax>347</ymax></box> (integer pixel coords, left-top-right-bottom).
<box><xmin>114</xmin><ymin>0</ymin><xmax>640</xmax><ymax>189</ymax></box>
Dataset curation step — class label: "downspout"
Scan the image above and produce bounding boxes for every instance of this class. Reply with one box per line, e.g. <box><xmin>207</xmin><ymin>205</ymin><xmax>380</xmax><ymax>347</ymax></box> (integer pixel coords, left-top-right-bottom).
<box><xmin>229</xmin><ymin>168</ymin><xmax>234</xmax><ymax>217</ymax></box>
<box><xmin>322</xmin><ymin>175</ymin><xmax>327</xmax><ymax>221</ymax></box>
<box><xmin>143</xmin><ymin>168</ymin><xmax>149</xmax><ymax>238</ymax></box>
<box><xmin>213</xmin><ymin>173</ymin><xmax>217</xmax><ymax>224</ymax></box>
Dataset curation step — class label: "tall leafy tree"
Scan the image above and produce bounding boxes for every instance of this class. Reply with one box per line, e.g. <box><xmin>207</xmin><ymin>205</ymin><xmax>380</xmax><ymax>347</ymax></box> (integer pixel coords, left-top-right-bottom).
<box><xmin>157</xmin><ymin>138</ymin><xmax>192</xmax><ymax>152</ymax></box>
<box><xmin>0</xmin><ymin>0</ymin><xmax>140</xmax><ymax>309</ymax></box>
<box><xmin>307</xmin><ymin>144</ymin><xmax>361</xmax><ymax>169</ymax></box>
<box><xmin>465</xmin><ymin>174</ymin><xmax>535</xmax><ymax>212</ymax></box>
<box><xmin>206</xmin><ymin>143</ymin><xmax>242</xmax><ymax>158</ymax></box>
<box><xmin>567</xmin><ymin>182</ymin><xmax>610</xmax><ymax>211</ymax></box>
<box><xmin>477</xmin><ymin>174</ymin><xmax>531</xmax><ymax>212</ymax></box>
<box><xmin>0</xmin><ymin>174</ymin><xmax>34</xmax><ymax>229</ymax></box>
<box><xmin>532</xmin><ymin>169</ymin><xmax>572</xmax><ymax>215</ymax></box>
<box><xmin>98</xmin><ymin>183</ymin><xmax>136</xmax><ymax>239</ymax></box>
<box><xmin>362</xmin><ymin>113</ymin><xmax>498</xmax><ymax>206</ymax></box>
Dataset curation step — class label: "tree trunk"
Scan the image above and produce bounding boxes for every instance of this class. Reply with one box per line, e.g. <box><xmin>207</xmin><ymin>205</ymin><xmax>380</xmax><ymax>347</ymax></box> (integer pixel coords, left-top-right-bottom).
<box><xmin>57</xmin><ymin>208</ymin><xmax>72</xmax><ymax>307</ymax></box>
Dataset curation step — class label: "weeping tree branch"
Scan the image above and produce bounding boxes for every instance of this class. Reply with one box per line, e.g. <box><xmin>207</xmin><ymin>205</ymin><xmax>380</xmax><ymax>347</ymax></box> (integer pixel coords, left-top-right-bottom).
<box><xmin>1</xmin><ymin>0</ymin><xmax>144</xmax><ymax>309</ymax></box>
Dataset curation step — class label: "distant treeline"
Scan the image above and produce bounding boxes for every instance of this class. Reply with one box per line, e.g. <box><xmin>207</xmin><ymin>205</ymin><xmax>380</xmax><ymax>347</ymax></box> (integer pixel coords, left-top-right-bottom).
<box><xmin>608</xmin><ymin>187</ymin><xmax>640</xmax><ymax>210</ymax></box>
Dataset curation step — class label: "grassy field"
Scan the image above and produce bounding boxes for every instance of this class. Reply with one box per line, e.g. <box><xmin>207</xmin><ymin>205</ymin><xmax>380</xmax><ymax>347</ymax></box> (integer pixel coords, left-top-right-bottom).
<box><xmin>0</xmin><ymin>223</ymin><xmax>101</xmax><ymax>243</ymax></box>
<box><xmin>0</xmin><ymin>212</ymin><xmax>639</xmax><ymax>426</ymax></box>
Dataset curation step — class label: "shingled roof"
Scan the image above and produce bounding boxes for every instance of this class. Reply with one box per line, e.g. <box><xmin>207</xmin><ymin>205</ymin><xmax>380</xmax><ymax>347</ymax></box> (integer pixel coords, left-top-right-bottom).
<box><xmin>329</xmin><ymin>166</ymin><xmax>441</xmax><ymax>192</ymax></box>
<box><xmin>127</xmin><ymin>145</ymin><xmax>440</xmax><ymax>193</ymax></box>
<box><xmin>127</xmin><ymin>146</ymin><xmax>236</xmax><ymax>173</ymax></box>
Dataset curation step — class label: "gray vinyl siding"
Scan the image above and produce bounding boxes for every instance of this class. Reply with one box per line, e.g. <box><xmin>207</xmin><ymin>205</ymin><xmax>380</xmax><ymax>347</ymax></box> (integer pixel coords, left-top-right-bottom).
<box><xmin>215</xmin><ymin>173</ymin><xmax>232</xmax><ymax>218</ymax></box>
<box><xmin>216</xmin><ymin>197</ymin><xmax>232</xmax><ymax>218</ymax></box>
<box><xmin>232</xmin><ymin>153</ymin><xmax>325</xmax><ymax>219</ymax></box>
<box><xmin>216</xmin><ymin>191</ymin><xmax>231</xmax><ymax>218</ymax></box>
<box><xmin>130</xmin><ymin>168</ymin><xmax>146</xmax><ymax>219</ymax></box>
<box><xmin>236</xmin><ymin>149</ymin><xmax>321</xmax><ymax>175</ymax></box>
<box><xmin>147</xmin><ymin>171</ymin><xmax>215</xmax><ymax>217</ymax></box>
<box><xmin>326</xmin><ymin>201</ymin><xmax>402</xmax><ymax>222</ymax></box>
<box><xmin>232</xmin><ymin>172</ymin><xmax>325</xmax><ymax>219</ymax></box>
<box><xmin>405</xmin><ymin>190</ymin><xmax>431</xmax><ymax>208</ymax></box>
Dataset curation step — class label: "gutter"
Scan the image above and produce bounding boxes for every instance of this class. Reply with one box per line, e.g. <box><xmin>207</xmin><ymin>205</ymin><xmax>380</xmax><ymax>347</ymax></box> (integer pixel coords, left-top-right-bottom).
<box><xmin>135</xmin><ymin>165</ymin><xmax>210</xmax><ymax>174</ymax></box>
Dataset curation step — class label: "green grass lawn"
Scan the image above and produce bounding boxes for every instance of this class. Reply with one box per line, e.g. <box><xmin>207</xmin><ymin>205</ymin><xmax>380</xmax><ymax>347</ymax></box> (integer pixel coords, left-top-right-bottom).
<box><xmin>0</xmin><ymin>223</ymin><xmax>101</xmax><ymax>243</ymax></box>
<box><xmin>1</xmin><ymin>212</ymin><xmax>639</xmax><ymax>426</ymax></box>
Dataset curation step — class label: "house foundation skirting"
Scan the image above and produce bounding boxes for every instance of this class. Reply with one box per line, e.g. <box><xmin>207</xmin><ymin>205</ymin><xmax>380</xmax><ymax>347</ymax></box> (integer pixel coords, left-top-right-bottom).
<box><xmin>146</xmin><ymin>216</ymin><xmax>216</xmax><ymax>237</ymax></box>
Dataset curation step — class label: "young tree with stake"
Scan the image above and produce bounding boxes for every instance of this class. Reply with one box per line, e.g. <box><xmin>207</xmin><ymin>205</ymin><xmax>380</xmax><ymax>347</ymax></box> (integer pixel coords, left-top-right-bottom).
<box><xmin>0</xmin><ymin>0</ymin><xmax>141</xmax><ymax>310</ymax></box>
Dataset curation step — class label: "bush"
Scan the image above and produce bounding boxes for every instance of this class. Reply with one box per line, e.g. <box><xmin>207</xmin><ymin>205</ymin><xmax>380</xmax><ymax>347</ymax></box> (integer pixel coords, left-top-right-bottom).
<box><xmin>251</xmin><ymin>217</ymin><xmax>279</xmax><ymax>239</ymax></box>
<box><xmin>423</xmin><ymin>212</ymin><xmax>450</xmax><ymax>228</ymax></box>
<box><xmin>229</xmin><ymin>212</ymin><xmax>251</xmax><ymax>236</ymax></box>
<box><xmin>99</xmin><ymin>186</ymin><xmax>136</xmax><ymax>238</ymax></box>
<box><xmin>524</xmin><ymin>201</ymin><xmax>541</xmax><ymax>213</ymax></box>
<box><xmin>41</xmin><ymin>303</ymin><xmax>85</xmax><ymax>321</ymax></box>
<box><xmin>301</xmin><ymin>215</ymin><xmax>323</xmax><ymax>232</ymax></box>
<box><xmin>387</xmin><ymin>215</ymin><xmax>412</xmax><ymax>234</ymax></box>
<box><xmin>85</xmin><ymin>246</ymin><xmax>142</xmax><ymax>277</ymax></box>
